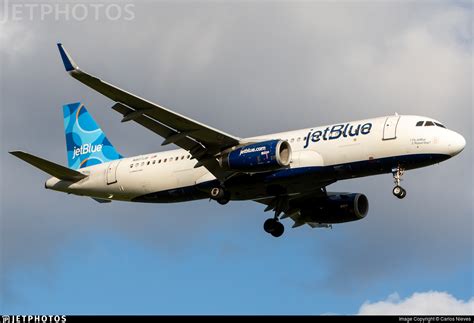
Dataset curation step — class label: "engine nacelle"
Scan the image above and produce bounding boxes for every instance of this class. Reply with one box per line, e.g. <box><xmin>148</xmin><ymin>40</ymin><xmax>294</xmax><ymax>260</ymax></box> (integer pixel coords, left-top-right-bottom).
<box><xmin>301</xmin><ymin>193</ymin><xmax>369</xmax><ymax>224</ymax></box>
<box><xmin>221</xmin><ymin>140</ymin><xmax>291</xmax><ymax>172</ymax></box>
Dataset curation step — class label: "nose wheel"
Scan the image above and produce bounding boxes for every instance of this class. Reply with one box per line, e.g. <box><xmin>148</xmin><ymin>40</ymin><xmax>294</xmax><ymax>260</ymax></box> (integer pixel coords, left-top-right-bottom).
<box><xmin>393</xmin><ymin>185</ymin><xmax>406</xmax><ymax>199</ymax></box>
<box><xmin>392</xmin><ymin>166</ymin><xmax>407</xmax><ymax>199</ymax></box>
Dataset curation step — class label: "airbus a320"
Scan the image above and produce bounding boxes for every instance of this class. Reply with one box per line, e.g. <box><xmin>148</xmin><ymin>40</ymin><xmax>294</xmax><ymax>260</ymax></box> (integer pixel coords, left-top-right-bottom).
<box><xmin>10</xmin><ymin>44</ymin><xmax>466</xmax><ymax>237</ymax></box>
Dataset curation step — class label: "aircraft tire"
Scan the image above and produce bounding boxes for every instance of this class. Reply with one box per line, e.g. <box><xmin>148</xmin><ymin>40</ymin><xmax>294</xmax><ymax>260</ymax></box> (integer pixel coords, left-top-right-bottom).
<box><xmin>264</xmin><ymin>218</ymin><xmax>277</xmax><ymax>233</ymax></box>
<box><xmin>270</xmin><ymin>221</ymin><xmax>284</xmax><ymax>237</ymax></box>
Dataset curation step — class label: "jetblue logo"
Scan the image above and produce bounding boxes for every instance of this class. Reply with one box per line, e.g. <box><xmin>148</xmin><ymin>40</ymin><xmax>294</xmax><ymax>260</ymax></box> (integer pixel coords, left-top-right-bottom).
<box><xmin>303</xmin><ymin>123</ymin><xmax>372</xmax><ymax>149</ymax></box>
<box><xmin>72</xmin><ymin>143</ymin><xmax>103</xmax><ymax>159</ymax></box>
<box><xmin>239</xmin><ymin>146</ymin><xmax>267</xmax><ymax>155</ymax></box>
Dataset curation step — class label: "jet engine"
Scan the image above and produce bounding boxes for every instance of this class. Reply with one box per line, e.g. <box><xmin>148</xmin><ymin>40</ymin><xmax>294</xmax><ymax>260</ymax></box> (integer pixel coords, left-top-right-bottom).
<box><xmin>300</xmin><ymin>193</ymin><xmax>369</xmax><ymax>223</ymax></box>
<box><xmin>220</xmin><ymin>139</ymin><xmax>291</xmax><ymax>173</ymax></box>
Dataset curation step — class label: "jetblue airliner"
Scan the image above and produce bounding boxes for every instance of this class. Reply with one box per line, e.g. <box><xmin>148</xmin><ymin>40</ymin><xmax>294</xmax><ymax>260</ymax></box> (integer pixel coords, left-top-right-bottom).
<box><xmin>10</xmin><ymin>44</ymin><xmax>466</xmax><ymax>237</ymax></box>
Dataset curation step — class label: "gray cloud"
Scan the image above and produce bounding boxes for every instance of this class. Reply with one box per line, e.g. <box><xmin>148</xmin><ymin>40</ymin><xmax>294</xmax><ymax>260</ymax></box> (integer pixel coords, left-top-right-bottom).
<box><xmin>1</xmin><ymin>0</ymin><xmax>472</xmax><ymax>308</ymax></box>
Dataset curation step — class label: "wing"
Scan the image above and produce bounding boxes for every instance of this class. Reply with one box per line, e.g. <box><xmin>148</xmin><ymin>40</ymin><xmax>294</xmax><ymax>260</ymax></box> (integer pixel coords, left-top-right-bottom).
<box><xmin>254</xmin><ymin>183</ymin><xmax>335</xmax><ymax>229</ymax></box>
<box><xmin>57</xmin><ymin>43</ymin><xmax>241</xmax><ymax>179</ymax></box>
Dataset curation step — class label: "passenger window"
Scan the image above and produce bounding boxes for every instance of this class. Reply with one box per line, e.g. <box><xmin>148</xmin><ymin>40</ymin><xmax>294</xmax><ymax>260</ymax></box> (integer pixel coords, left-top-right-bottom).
<box><xmin>164</xmin><ymin>158</ymin><xmax>167</xmax><ymax>162</ymax></box>
<box><xmin>425</xmin><ymin>121</ymin><xmax>434</xmax><ymax>126</ymax></box>
<box><xmin>147</xmin><ymin>161</ymin><xmax>150</xmax><ymax>165</ymax></box>
<box><xmin>175</xmin><ymin>157</ymin><xmax>179</xmax><ymax>161</ymax></box>
<box><xmin>158</xmin><ymin>159</ymin><xmax>161</xmax><ymax>163</ymax></box>
<box><xmin>181</xmin><ymin>156</ymin><xmax>185</xmax><ymax>160</ymax></box>
<box><xmin>297</xmin><ymin>138</ymin><xmax>301</xmax><ymax>142</ymax></box>
<box><xmin>416</xmin><ymin>121</ymin><xmax>424</xmax><ymax>126</ymax></box>
<box><xmin>130</xmin><ymin>164</ymin><xmax>133</xmax><ymax>168</ymax></box>
<box><xmin>290</xmin><ymin>138</ymin><xmax>294</xmax><ymax>143</ymax></box>
<box><xmin>135</xmin><ymin>163</ymin><xmax>139</xmax><ymax>167</ymax></box>
<box><xmin>187</xmin><ymin>155</ymin><xmax>190</xmax><ymax>159</ymax></box>
<box><xmin>141</xmin><ymin>162</ymin><xmax>144</xmax><ymax>166</ymax></box>
<box><xmin>435</xmin><ymin>122</ymin><xmax>446</xmax><ymax>128</ymax></box>
<box><xmin>152</xmin><ymin>160</ymin><xmax>156</xmax><ymax>164</ymax></box>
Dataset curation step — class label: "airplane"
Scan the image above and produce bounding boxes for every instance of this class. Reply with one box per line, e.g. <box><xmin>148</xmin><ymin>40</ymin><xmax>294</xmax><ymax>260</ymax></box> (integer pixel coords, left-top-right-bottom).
<box><xmin>9</xmin><ymin>43</ymin><xmax>466</xmax><ymax>237</ymax></box>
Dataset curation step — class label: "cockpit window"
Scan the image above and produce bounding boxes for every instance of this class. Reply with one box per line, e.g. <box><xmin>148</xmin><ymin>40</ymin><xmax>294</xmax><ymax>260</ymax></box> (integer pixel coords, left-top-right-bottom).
<box><xmin>416</xmin><ymin>121</ymin><xmax>424</xmax><ymax>126</ymax></box>
<box><xmin>425</xmin><ymin>121</ymin><xmax>434</xmax><ymax>126</ymax></box>
<box><xmin>435</xmin><ymin>122</ymin><xmax>446</xmax><ymax>128</ymax></box>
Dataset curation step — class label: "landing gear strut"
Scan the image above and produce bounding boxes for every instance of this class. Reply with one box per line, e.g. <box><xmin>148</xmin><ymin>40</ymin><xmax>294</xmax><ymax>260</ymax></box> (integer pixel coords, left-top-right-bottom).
<box><xmin>210</xmin><ymin>186</ymin><xmax>230</xmax><ymax>205</ymax></box>
<box><xmin>392</xmin><ymin>166</ymin><xmax>407</xmax><ymax>199</ymax></box>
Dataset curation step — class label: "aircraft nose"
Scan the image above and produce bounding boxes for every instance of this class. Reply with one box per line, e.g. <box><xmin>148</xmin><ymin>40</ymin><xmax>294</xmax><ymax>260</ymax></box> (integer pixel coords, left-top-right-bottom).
<box><xmin>448</xmin><ymin>132</ymin><xmax>466</xmax><ymax>156</ymax></box>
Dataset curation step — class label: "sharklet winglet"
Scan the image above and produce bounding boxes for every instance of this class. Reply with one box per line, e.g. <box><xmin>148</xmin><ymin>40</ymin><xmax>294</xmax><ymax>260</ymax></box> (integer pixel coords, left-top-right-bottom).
<box><xmin>57</xmin><ymin>43</ymin><xmax>78</xmax><ymax>72</ymax></box>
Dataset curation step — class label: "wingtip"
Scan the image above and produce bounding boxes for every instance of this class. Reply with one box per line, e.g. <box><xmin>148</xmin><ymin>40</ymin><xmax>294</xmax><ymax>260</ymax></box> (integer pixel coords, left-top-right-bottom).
<box><xmin>9</xmin><ymin>150</ymin><xmax>26</xmax><ymax>158</ymax></box>
<box><xmin>57</xmin><ymin>43</ymin><xmax>78</xmax><ymax>72</ymax></box>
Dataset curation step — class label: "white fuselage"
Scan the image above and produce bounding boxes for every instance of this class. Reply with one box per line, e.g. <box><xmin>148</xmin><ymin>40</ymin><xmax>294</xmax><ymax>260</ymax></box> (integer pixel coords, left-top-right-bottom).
<box><xmin>45</xmin><ymin>115</ymin><xmax>465</xmax><ymax>202</ymax></box>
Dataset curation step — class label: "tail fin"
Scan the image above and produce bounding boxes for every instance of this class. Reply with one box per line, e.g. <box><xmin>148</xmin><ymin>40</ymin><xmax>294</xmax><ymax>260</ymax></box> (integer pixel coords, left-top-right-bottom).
<box><xmin>63</xmin><ymin>102</ymin><xmax>122</xmax><ymax>169</ymax></box>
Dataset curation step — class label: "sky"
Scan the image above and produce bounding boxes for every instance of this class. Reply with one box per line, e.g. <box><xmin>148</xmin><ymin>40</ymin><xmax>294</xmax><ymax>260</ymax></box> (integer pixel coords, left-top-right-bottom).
<box><xmin>0</xmin><ymin>0</ymin><xmax>473</xmax><ymax>315</ymax></box>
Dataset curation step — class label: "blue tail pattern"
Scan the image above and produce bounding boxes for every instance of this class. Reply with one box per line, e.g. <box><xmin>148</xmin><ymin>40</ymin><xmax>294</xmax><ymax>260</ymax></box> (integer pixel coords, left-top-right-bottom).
<box><xmin>63</xmin><ymin>102</ymin><xmax>122</xmax><ymax>169</ymax></box>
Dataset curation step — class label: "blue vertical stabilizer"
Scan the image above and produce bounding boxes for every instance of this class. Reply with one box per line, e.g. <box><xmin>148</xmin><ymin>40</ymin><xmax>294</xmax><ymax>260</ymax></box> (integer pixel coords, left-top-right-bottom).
<box><xmin>63</xmin><ymin>102</ymin><xmax>122</xmax><ymax>169</ymax></box>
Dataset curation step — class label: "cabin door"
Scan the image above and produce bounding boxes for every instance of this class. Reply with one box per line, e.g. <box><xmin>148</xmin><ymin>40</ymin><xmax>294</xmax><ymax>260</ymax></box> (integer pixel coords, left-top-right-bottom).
<box><xmin>106</xmin><ymin>160</ymin><xmax>121</xmax><ymax>184</ymax></box>
<box><xmin>382</xmin><ymin>115</ymin><xmax>400</xmax><ymax>140</ymax></box>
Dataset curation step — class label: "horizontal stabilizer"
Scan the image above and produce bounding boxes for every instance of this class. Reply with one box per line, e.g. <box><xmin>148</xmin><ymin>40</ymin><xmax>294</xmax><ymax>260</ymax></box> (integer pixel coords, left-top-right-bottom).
<box><xmin>9</xmin><ymin>151</ymin><xmax>87</xmax><ymax>182</ymax></box>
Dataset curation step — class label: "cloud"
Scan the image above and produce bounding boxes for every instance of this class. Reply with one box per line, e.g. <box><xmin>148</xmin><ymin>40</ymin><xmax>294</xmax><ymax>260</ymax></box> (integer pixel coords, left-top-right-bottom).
<box><xmin>358</xmin><ymin>291</ymin><xmax>474</xmax><ymax>315</ymax></box>
<box><xmin>0</xmin><ymin>21</ymin><xmax>36</xmax><ymax>58</ymax></box>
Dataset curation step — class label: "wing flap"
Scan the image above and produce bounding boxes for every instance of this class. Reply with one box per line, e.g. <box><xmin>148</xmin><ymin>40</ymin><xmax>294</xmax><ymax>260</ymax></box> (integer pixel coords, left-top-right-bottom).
<box><xmin>9</xmin><ymin>151</ymin><xmax>87</xmax><ymax>182</ymax></box>
<box><xmin>111</xmin><ymin>102</ymin><xmax>200</xmax><ymax>151</ymax></box>
<box><xmin>111</xmin><ymin>102</ymin><xmax>232</xmax><ymax>179</ymax></box>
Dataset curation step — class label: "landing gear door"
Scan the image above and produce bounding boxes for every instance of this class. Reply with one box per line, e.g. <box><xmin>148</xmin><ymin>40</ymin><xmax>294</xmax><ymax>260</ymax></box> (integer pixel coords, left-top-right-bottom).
<box><xmin>383</xmin><ymin>115</ymin><xmax>400</xmax><ymax>140</ymax></box>
<box><xmin>106</xmin><ymin>160</ymin><xmax>121</xmax><ymax>185</ymax></box>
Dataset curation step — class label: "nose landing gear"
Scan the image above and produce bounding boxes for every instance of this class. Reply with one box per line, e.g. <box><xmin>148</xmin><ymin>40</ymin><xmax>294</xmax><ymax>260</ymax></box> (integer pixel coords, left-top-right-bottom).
<box><xmin>393</xmin><ymin>185</ymin><xmax>406</xmax><ymax>199</ymax></box>
<box><xmin>392</xmin><ymin>166</ymin><xmax>407</xmax><ymax>199</ymax></box>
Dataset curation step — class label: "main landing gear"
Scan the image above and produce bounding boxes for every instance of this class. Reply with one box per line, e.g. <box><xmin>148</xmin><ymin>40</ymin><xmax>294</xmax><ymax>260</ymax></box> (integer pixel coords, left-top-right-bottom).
<box><xmin>210</xmin><ymin>186</ymin><xmax>230</xmax><ymax>205</ymax></box>
<box><xmin>263</xmin><ymin>196</ymin><xmax>288</xmax><ymax>237</ymax></box>
<box><xmin>392</xmin><ymin>166</ymin><xmax>407</xmax><ymax>199</ymax></box>
<box><xmin>263</xmin><ymin>217</ymin><xmax>285</xmax><ymax>238</ymax></box>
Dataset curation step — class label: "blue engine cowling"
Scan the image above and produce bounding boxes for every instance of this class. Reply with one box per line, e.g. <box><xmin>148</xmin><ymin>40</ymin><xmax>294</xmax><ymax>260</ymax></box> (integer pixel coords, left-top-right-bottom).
<box><xmin>222</xmin><ymin>140</ymin><xmax>292</xmax><ymax>172</ymax></box>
